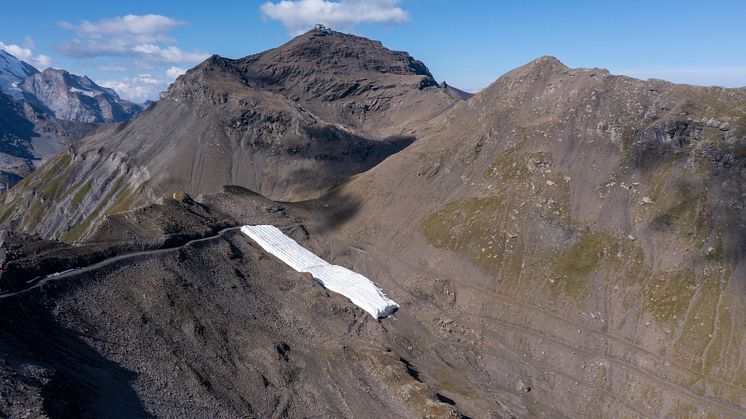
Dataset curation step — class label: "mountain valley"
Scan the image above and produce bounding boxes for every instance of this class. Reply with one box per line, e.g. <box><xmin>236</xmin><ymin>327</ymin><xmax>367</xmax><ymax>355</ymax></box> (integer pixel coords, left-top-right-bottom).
<box><xmin>0</xmin><ymin>26</ymin><xmax>745</xmax><ymax>419</ymax></box>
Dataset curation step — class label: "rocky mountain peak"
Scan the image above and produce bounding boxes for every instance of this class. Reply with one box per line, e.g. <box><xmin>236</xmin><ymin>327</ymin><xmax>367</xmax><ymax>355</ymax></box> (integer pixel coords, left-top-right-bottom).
<box><xmin>277</xmin><ymin>27</ymin><xmax>435</xmax><ymax>77</ymax></box>
<box><xmin>502</xmin><ymin>55</ymin><xmax>570</xmax><ymax>82</ymax></box>
<box><xmin>171</xmin><ymin>28</ymin><xmax>438</xmax><ymax>97</ymax></box>
<box><xmin>20</xmin><ymin>67</ymin><xmax>141</xmax><ymax>123</ymax></box>
<box><xmin>223</xmin><ymin>28</ymin><xmax>439</xmax><ymax>97</ymax></box>
<box><xmin>1</xmin><ymin>30</ymin><xmax>468</xmax><ymax>241</ymax></box>
<box><xmin>528</xmin><ymin>55</ymin><xmax>567</xmax><ymax>68</ymax></box>
<box><xmin>0</xmin><ymin>50</ymin><xmax>38</xmax><ymax>100</ymax></box>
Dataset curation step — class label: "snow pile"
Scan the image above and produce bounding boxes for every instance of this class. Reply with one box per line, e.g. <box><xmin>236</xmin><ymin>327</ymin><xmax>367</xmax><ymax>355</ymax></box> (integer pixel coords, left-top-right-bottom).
<box><xmin>241</xmin><ymin>225</ymin><xmax>399</xmax><ymax>319</ymax></box>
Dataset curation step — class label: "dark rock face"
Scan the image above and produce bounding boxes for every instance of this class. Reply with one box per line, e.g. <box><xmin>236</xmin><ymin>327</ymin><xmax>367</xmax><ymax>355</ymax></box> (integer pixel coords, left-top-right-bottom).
<box><xmin>20</xmin><ymin>68</ymin><xmax>142</xmax><ymax>123</ymax></box>
<box><xmin>0</xmin><ymin>93</ymin><xmax>35</xmax><ymax>158</ymax></box>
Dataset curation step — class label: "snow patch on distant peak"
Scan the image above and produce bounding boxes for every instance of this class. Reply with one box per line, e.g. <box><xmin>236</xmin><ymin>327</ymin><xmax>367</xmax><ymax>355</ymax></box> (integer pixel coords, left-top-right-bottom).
<box><xmin>70</xmin><ymin>87</ymin><xmax>101</xmax><ymax>98</ymax></box>
<box><xmin>0</xmin><ymin>50</ymin><xmax>38</xmax><ymax>100</ymax></box>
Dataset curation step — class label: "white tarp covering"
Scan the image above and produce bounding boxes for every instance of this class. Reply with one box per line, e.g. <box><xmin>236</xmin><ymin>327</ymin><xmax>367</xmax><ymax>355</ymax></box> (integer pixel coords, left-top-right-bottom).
<box><xmin>241</xmin><ymin>225</ymin><xmax>399</xmax><ymax>319</ymax></box>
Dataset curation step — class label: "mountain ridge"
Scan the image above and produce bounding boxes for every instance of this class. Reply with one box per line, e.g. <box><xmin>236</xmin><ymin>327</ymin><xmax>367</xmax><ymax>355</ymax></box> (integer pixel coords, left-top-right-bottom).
<box><xmin>0</xmin><ymin>50</ymin><xmax>38</xmax><ymax>101</ymax></box>
<box><xmin>1</xmin><ymin>29</ymin><xmax>745</xmax><ymax>418</ymax></box>
<box><xmin>0</xmin><ymin>28</ymin><xmax>465</xmax><ymax>241</ymax></box>
<box><xmin>0</xmin><ymin>50</ymin><xmax>141</xmax><ymax>192</ymax></box>
<box><xmin>20</xmin><ymin>67</ymin><xmax>142</xmax><ymax>123</ymax></box>
<box><xmin>311</xmin><ymin>52</ymin><xmax>746</xmax><ymax>417</ymax></box>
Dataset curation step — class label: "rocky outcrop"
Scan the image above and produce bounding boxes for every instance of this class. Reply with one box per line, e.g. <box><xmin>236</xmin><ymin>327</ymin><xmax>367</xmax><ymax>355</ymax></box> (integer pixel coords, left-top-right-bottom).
<box><xmin>20</xmin><ymin>68</ymin><xmax>142</xmax><ymax>123</ymax></box>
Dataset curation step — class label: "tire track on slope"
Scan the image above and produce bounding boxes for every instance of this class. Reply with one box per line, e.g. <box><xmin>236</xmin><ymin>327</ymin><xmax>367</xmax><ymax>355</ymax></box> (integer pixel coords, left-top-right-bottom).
<box><xmin>305</xmin><ymin>200</ymin><xmax>745</xmax><ymax>395</ymax></box>
<box><xmin>346</xmin><ymin>234</ymin><xmax>654</xmax><ymax>417</ymax></box>
<box><xmin>318</xmin><ymin>230</ymin><xmax>746</xmax><ymax>417</ymax></box>
<box><xmin>0</xmin><ymin>226</ymin><xmax>244</xmax><ymax>300</ymax></box>
<box><xmin>309</xmin><ymin>219</ymin><xmax>653</xmax><ymax>416</ymax></box>
<box><xmin>350</xmin><ymin>234</ymin><xmax>746</xmax><ymax>393</ymax></box>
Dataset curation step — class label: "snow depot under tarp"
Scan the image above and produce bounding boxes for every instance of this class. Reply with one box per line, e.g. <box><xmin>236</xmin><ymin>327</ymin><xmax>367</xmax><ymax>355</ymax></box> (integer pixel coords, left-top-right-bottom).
<box><xmin>241</xmin><ymin>225</ymin><xmax>399</xmax><ymax>319</ymax></box>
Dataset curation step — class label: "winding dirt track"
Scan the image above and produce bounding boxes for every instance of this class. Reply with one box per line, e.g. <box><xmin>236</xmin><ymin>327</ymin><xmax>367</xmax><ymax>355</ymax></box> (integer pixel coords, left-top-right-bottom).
<box><xmin>2</xmin><ymin>212</ymin><xmax>743</xmax><ymax>417</ymax></box>
<box><xmin>0</xmin><ymin>221</ymin><xmax>316</xmax><ymax>301</ymax></box>
<box><xmin>0</xmin><ymin>226</ymin><xmax>243</xmax><ymax>300</ymax></box>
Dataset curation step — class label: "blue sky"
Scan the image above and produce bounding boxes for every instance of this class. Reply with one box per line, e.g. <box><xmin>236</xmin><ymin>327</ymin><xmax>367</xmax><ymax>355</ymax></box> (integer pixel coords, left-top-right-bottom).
<box><xmin>1</xmin><ymin>0</ymin><xmax>744</xmax><ymax>101</ymax></box>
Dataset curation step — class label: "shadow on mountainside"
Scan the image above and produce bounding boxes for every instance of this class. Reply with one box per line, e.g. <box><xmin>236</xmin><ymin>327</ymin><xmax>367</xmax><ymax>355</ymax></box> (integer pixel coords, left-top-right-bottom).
<box><xmin>0</xmin><ymin>293</ymin><xmax>152</xmax><ymax>418</ymax></box>
<box><xmin>302</xmin><ymin>186</ymin><xmax>361</xmax><ymax>232</ymax></box>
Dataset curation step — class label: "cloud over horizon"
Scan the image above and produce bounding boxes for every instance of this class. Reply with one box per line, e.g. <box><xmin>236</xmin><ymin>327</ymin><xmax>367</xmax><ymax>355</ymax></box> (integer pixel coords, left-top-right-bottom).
<box><xmin>55</xmin><ymin>14</ymin><xmax>210</xmax><ymax>101</ymax></box>
<box><xmin>260</xmin><ymin>0</ymin><xmax>409</xmax><ymax>34</ymax></box>
<box><xmin>0</xmin><ymin>40</ymin><xmax>52</xmax><ymax>69</ymax></box>
<box><xmin>99</xmin><ymin>68</ymin><xmax>175</xmax><ymax>102</ymax></box>
<box><xmin>56</xmin><ymin>14</ymin><xmax>209</xmax><ymax>65</ymax></box>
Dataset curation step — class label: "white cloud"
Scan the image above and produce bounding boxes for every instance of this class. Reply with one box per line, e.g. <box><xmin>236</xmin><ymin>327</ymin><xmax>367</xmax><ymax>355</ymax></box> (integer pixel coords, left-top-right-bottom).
<box><xmin>166</xmin><ymin>66</ymin><xmax>187</xmax><ymax>79</ymax></box>
<box><xmin>100</xmin><ymin>73</ymin><xmax>169</xmax><ymax>102</ymax></box>
<box><xmin>99</xmin><ymin>66</ymin><xmax>188</xmax><ymax>102</ymax></box>
<box><xmin>57</xmin><ymin>14</ymin><xmax>208</xmax><ymax>66</ymax></box>
<box><xmin>59</xmin><ymin>14</ymin><xmax>184</xmax><ymax>41</ymax></box>
<box><xmin>131</xmin><ymin>44</ymin><xmax>209</xmax><ymax>64</ymax></box>
<box><xmin>260</xmin><ymin>0</ymin><xmax>409</xmax><ymax>34</ymax></box>
<box><xmin>135</xmin><ymin>73</ymin><xmax>161</xmax><ymax>84</ymax></box>
<box><xmin>0</xmin><ymin>40</ymin><xmax>52</xmax><ymax>69</ymax></box>
<box><xmin>57</xmin><ymin>15</ymin><xmax>210</xmax><ymax>101</ymax></box>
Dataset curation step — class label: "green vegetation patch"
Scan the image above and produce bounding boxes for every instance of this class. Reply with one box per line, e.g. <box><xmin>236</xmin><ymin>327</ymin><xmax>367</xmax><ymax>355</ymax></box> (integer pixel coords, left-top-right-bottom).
<box><xmin>419</xmin><ymin>196</ymin><xmax>514</xmax><ymax>276</ymax></box>
<box><xmin>649</xmin><ymin>173</ymin><xmax>710</xmax><ymax>242</ymax></box>
<box><xmin>704</xmin><ymin>294</ymin><xmax>734</xmax><ymax>377</ymax></box>
<box><xmin>673</xmin><ymin>275</ymin><xmax>720</xmax><ymax>369</ymax></box>
<box><xmin>61</xmin><ymin>176</ymin><xmax>125</xmax><ymax>243</ymax></box>
<box><xmin>705</xmin><ymin>234</ymin><xmax>724</xmax><ymax>263</ymax></box>
<box><xmin>484</xmin><ymin>146</ymin><xmax>551</xmax><ymax>183</ymax></box>
<box><xmin>664</xmin><ymin>85</ymin><xmax>746</xmax><ymax>139</ymax></box>
<box><xmin>71</xmin><ymin>179</ymin><xmax>93</xmax><ymax>210</ymax></box>
<box><xmin>23</xmin><ymin>153</ymin><xmax>75</xmax><ymax>229</ymax></box>
<box><xmin>643</xmin><ymin>270</ymin><xmax>696</xmax><ymax>325</ymax></box>
<box><xmin>0</xmin><ymin>195</ymin><xmax>19</xmax><ymax>223</ymax></box>
<box><xmin>105</xmin><ymin>184</ymin><xmax>136</xmax><ymax>216</ymax></box>
<box><xmin>549</xmin><ymin>232</ymin><xmax>612</xmax><ymax>300</ymax></box>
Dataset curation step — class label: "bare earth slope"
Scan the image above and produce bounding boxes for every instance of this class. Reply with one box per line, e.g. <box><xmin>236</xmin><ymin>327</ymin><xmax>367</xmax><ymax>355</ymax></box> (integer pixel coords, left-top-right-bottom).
<box><xmin>0</xmin><ymin>27</ymin><xmax>463</xmax><ymax>241</ymax></box>
<box><xmin>2</xmin><ymin>42</ymin><xmax>746</xmax><ymax>417</ymax></box>
<box><xmin>0</xmin><ymin>187</ymin><xmax>497</xmax><ymax>418</ymax></box>
<box><xmin>313</xmin><ymin>57</ymin><xmax>746</xmax><ymax>417</ymax></box>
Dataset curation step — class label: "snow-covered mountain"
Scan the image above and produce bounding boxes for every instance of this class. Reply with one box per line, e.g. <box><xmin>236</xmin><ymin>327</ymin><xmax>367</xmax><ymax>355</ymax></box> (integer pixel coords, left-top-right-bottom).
<box><xmin>1</xmin><ymin>50</ymin><xmax>143</xmax><ymax>123</ymax></box>
<box><xmin>0</xmin><ymin>50</ymin><xmax>141</xmax><ymax>190</ymax></box>
<box><xmin>0</xmin><ymin>50</ymin><xmax>38</xmax><ymax>101</ymax></box>
<box><xmin>21</xmin><ymin>68</ymin><xmax>142</xmax><ymax>123</ymax></box>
